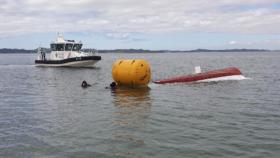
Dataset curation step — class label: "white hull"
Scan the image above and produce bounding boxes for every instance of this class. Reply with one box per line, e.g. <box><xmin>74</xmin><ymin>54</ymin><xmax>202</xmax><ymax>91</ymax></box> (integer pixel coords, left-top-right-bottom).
<box><xmin>35</xmin><ymin>35</ymin><xmax>101</xmax><ymax>68</ymax></box>
<box><xmin>35</xmin><ymin>60</ymin><xmax>99</xmax><ymax>67</ymax></box>
<box><xmin>197</xmin><ymin>75</ymin><xmax>248</xmax><ymax>82</ymax></box>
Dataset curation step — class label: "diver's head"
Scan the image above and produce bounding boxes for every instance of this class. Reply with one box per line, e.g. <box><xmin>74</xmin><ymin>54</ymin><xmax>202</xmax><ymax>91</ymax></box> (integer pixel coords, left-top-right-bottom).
<box><xmin>81</xmin><ymin>80</ymin><xmax>88</xmax><ymax>87</ymax></box>
<box><xmin>110</xmin><ymin>82</ymin><xmax>117</xmax><ymax>88</ymax></box>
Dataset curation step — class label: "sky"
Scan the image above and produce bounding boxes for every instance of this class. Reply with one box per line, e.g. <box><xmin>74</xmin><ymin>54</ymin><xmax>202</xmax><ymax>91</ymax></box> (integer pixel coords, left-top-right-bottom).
<box><xmin>0</xmin><ymin>0</ymin><xmax>280</xmax><ymax>50</ymax></box>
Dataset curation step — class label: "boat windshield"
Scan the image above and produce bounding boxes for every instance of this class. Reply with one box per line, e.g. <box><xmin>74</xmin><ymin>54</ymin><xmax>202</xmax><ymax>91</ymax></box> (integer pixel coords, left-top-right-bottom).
<box><xmin>65</xmin><ymin>43</ymin><xmax>73</xmax><ymax>51</ymax></box>
<box><xmin>73</xmin><ymin>44</ymin><xmax>82</xmax><ymax>51</ymax></box>
<box><xmin>50</xmin><ymin>44</ymin><xmax>65</xmax><ymax>51</ymax></box>
<box><xmin>51</xmin><ymin>44</ymin><xmax>56</xmax><ymax>51</ymax></box>
<box><xmin>56</xmin><ymin>44</ymin><xmax>65</xmax><ymax>51</ymax></box>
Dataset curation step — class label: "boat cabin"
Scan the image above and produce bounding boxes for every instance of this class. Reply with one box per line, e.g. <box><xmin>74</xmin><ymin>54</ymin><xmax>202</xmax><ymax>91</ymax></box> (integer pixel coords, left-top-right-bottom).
<box><xmin>48</xmin><ymin>36</ymin><xmax>85</xmax><ymax>60</ymax></box>
<box><xmin>50</xmin><ymin>41</ymin><xmax>82</xmax><ymax>52</ymax></box>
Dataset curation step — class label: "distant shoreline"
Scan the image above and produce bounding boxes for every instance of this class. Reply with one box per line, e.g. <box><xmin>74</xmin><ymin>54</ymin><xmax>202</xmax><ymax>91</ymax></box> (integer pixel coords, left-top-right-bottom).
<box><xmin>0</xmin><ymin>48</ymin><xmax>277</xmax><ymax>54</ymax></box>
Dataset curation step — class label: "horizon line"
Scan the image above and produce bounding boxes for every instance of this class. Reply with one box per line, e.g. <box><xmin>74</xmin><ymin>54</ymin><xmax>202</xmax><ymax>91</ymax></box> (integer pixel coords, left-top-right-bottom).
<box><xmin>0</xmin><ymin>48</ymin><xmax>278</xmax><ymax>51</ymax></box>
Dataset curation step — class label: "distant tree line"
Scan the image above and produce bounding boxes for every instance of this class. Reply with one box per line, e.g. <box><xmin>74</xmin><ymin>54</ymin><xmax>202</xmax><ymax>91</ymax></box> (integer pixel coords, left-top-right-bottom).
<box><xmin>0</xmin><ymin>48</ymin><xmax>36</xmax><ymax>53</ymax></box>
<box><xmin>0</xmin><ymin>48</ymin><xmax>272</xmax><ymax>53</ymax></box>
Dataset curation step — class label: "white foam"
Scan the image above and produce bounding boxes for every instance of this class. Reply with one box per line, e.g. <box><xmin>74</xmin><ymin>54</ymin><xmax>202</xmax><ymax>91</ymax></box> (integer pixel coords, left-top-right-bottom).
<box><xmin>197</xmin><ymin>75</ymin><xmax>249</xmax><ymax>82</ymax></box>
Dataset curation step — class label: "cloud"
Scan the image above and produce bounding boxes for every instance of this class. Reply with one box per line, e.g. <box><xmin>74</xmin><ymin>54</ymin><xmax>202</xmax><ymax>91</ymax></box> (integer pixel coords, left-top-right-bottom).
<box><xmin>1</xmin><ymin>0</ymin><xmax>280</xmax><ymax>38</ymax></box>
<box><xmin>105</xmin><ymin>32</ymin><xmax>130</xmax><ymax>39</ymax></box>
<box><xmin>227</xmin><ymin>39</ymin><xmax>280</xmax><ymax>49</ymax></box>
<box><xmin>229</xmin><ymin>41</ymin><xmax>237</xmax><ymax>45</ymax></box>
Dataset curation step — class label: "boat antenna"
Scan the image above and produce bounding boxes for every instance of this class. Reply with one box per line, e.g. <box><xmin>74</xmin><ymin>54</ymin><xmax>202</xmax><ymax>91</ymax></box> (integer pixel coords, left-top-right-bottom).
<box><xmin>57</xmin><ymin>32</ymin><xmax>62</xmax><ymax>37</ymax></box>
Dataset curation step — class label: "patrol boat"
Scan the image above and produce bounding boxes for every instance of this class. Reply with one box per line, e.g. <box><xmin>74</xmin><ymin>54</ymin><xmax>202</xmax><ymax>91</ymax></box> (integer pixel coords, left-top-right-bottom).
<box><xmin>35</xmin><ymin>35</ymin><xmax>101</xmax><ymax>67</ymax></box>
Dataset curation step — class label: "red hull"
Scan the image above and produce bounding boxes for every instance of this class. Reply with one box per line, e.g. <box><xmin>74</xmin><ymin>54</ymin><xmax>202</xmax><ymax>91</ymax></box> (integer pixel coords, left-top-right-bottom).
<box><xmin>153</xmin><ymin>67</ymin><xmax>242</xmax><ymax>84</ymax></box>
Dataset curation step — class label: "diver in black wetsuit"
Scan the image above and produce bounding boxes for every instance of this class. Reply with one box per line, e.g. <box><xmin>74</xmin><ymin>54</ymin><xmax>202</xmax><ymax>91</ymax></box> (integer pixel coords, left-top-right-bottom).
<box><xmin>81</xmin><ymin>80</ymin><xmax>91</xmax><ymax>88</ymax></box>
<box><xmin>106</xmin><ymin>82</ymin><xmax>118</xmax><ymax>90</ymax></box>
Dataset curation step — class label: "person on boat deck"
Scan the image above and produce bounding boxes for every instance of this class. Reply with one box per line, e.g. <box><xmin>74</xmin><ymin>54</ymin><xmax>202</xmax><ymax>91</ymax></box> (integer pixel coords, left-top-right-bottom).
<box><xmin>81</xmin><ymin>80</ymin><xmax>91</xmax><ymax>88</ymax></box>
<box><xmin>42</xmin><ymin>51</ymin><xmax>46</xmax><ymax>60</ymax></box>
<box><xmin>40</xmin><ymin>49</ymin><xmax>46</xmax><ymax>60</ymax></box>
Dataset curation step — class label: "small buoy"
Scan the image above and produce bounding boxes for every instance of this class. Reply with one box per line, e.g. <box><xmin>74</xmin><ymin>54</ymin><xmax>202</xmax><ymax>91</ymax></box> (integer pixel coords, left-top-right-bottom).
<box><xmin>112</xmin><ymin>59</ymin><xmax>151</xmax><ymax>87</ymax></box>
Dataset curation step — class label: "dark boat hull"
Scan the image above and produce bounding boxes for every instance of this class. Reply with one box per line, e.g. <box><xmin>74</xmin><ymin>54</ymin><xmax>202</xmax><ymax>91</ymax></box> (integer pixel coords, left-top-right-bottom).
<box><xmin>35</xmin><ymin>56</ymin><xmax>101</xmax><ymax>67</ymax></box>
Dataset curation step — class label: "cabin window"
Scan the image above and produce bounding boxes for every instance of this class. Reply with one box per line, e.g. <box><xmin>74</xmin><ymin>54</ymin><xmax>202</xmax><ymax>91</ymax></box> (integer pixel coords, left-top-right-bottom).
<box><xmin>51</xmin><ymin>44</ymin><xmax>57</xmax><ymax>51</ymax></box>
<box><xmin>65</xmin><ymin>44</ymin><xmax>73</xmax><ymax>51</ymax></box>
<box><xmin>56</xmin><ymin>44</ymin><xmax>65</xmax><ymax>51</ymax></box>
<box><xmin>73</xmin><ymin>44</ymin><xmax>82</xmax><ymax>51</ymax></box>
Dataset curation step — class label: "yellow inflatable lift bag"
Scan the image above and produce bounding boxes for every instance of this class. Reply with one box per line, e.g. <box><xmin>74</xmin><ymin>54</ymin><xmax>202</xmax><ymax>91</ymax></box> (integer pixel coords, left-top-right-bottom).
<box><xmin>112</xmin><ymin>59</ymin><xmax>151</xmax><ymax>87</ymax></box>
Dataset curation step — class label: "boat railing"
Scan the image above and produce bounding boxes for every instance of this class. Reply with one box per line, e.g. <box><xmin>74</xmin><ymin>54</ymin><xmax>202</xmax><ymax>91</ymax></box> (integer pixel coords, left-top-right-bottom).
<box><xmin>82</xmin><ymin>49</ymin><xmax>99</xmax><ymax>56</ymax></box>
<box><xmin>37</xmin><ymin>47</ymin><xmax>48</xmax><ymax>60</ymax></box>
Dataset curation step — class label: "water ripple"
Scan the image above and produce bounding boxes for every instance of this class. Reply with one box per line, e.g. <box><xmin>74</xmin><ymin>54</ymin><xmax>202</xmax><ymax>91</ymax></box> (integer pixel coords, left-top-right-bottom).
<box><xmin>1</xmin><ymin>52</ymin><xmax>280</xmax><ymax>157</ymax></box>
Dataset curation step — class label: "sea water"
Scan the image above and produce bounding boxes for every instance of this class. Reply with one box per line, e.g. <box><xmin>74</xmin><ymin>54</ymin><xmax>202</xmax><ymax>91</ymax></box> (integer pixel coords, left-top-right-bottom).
<box><xmin>0</xmin><ymin>52</ymin><xmax>280</xmax><ymax>158</ymax></box>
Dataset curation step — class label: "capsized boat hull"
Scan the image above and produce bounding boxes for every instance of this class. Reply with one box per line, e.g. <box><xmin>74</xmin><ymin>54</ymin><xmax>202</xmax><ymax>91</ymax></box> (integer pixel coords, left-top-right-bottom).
<box><xmin>35</xmin><ymin>56</ymin><xmax>101</xmax><ymax>67</ymax></box>
<box><xmin>153</xmin><ymin>67</ymin><xmax>242</xmax><ymax>84</ymax></box>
